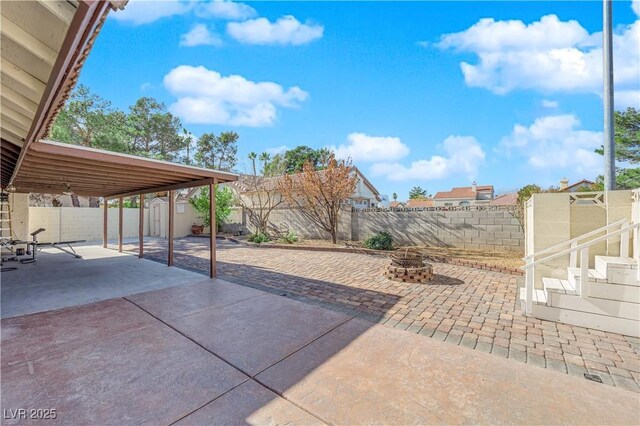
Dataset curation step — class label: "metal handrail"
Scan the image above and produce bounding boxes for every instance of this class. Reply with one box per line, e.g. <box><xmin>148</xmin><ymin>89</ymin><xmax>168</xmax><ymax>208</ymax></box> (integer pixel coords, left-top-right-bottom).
<box><xmin>523</xmin><ymin>222</ymin><xmax>639</xmax><ymax>270</ymax></box>
<box><xmin>523</xmin><ymin>218</ymin><xmax>628</xmax><ymax>261</ymax></box>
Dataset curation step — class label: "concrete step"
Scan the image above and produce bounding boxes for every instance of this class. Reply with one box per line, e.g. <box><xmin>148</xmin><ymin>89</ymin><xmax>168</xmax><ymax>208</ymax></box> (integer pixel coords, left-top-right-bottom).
<box><xmin>543</xmin><ymin>277</ymin><xmax>576</xmax><ymax>295</ymax></box>
<box><xmin>595</xmin><ymin>256</ymin><xmax>639</xmax><ymax>286</ymax></box>
<box><xmin>567</xmin><ymin>267</ymin><xmax>606</xmax><ymax>287</ymax></box>
<box><xmin>529</xmin><ymin>303</ymin><xmax>640</xmax><ymax>337</ymax></box>
<box><xmin>518</xmin><ymin>287</ymin><xmax>547</xmax><ymax>305</ymax></box>
<box><xmin>546</xmin><ymin>291</ymin><xmax>639</xmax><ymax>320</ymax></box>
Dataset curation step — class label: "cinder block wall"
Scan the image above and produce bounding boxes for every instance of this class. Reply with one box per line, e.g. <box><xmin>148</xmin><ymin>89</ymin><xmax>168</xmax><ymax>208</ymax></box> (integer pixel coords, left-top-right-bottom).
<box><xmin>29</xmin><ymin>207</ymin><xmax>150</xmax><ymax>243</ymax></box>
<box><xmin>352</xmin><ymin>209</ymin><xmax>523</xmax><ymax>251</ymax></box>
<box><xmin>222</xmin><ymin>207</ymin><xmax>524</xmax><ymax>251</ymax></box>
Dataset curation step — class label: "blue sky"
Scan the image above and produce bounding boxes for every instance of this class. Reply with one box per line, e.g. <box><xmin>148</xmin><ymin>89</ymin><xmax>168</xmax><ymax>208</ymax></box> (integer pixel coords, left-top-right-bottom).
<box><xmin>79</xmin><ymin>0</ymin><xmax>640</xmax><ymax>199</ymax></box>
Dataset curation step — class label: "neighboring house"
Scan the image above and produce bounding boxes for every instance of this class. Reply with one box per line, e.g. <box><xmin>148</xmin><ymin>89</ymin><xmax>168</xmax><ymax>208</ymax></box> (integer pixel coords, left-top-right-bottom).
<box><xmin>390</xmin><ymin>201</ymin><xmax>406</xmax><ymax>208</ymax></box>
<box><xmin>405</xmin><ymin>198</ymin><xmax>434</xmax><ymax>208</ymax></box>
<box><xmin>433</xmin><ymin>182</ymin><xmax>495</xmax><ymax>207</ymax></box>
<box><xmin>147</xmin><ymin>194</ymin><xmax>203</xmax><ymax>238</ymax></box>
<box><xmin>224</xmin><ymin>167</ymin><xmax>382</xmax><ymax>210</ymax></box>
<box><xmin>490</xmin><ymin>192</ymin><xmax>518</xmax><ymax>206</ymax></box>
<box><xmin>558</xmin><ymin>178</ymin><xmax>595</xmax><ymax>192</ymax></box>
<box><xmin>350</xmin><ymin>167</ymin><xmax>382</xmax><ymax>209</ymax></box>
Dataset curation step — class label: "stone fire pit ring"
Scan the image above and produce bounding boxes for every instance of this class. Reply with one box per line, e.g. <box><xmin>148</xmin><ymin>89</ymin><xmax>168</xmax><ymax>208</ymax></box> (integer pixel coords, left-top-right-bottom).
<box><xmin>384</xmin><ymin>248</ymin><xmax>433</xmax><ymax>284</ymax></box>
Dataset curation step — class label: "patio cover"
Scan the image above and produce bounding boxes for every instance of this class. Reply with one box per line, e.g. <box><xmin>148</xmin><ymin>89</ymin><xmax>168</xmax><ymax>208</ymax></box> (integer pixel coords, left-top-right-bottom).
<box><xmin>10</xmin><ymin>140</ymin><xmax>238</xmax><ymax>198</ymax></box>
<box><xmin>1</xmin><ymin>0</ymin><xmax>127</xmax><ymax>189</ymax></box>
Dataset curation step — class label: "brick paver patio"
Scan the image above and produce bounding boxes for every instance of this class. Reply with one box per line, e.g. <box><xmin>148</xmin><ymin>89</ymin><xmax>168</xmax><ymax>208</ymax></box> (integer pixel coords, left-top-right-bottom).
<box><xmin>122</xmin><ymin>237</ymin><xmax>640</xmax><ymax>392</ymax></box>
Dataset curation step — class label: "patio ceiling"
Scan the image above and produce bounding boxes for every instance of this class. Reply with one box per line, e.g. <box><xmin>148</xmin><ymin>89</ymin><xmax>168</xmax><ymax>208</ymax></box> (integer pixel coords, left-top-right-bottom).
<box><xmin>11</xmin><ymin>140</ymin><xmax>238</xmax><ymax>198</ymax></box>
<box><xmin>0</xmin><ymin>0</ymin><xmax>126</xmax><ymax>188</ymax></box>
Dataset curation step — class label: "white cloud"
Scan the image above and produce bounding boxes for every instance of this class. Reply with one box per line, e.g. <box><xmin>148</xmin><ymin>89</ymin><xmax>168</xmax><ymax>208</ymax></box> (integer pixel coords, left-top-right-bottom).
<box><xmin>140</xmin><ymin>82</ymin><xmax>153</xmax><ymax>91</ymax></box>
<box><xmin>180</xmin><ymin>24</ymin><xmax>222</xmax><ymax>47</ymax></box>
<box><xmin>163</xmin><ymin>65</ymin><xmax>308</xmax><ymax>127</ymax></box>
<box><xmin>265</xmin><ymin>145</ymin><xmax>289</xmax><ymax>155</ymax></box>
<box><xmin>111</xmin><ymin>0</ymin><xmax>192</xmax><ymax>25</ymax></box>
<box><xmin>227</xmin><ymin>15</ymin><xmax>324</xmax><ymax>45</ymax></box>
<box><xmin>195</xmin><ymin>0</ymin><xmax>256</xmax><ymax>20</ymax></box>
<box><xmin>330</xmin><ymin>133</ymin><xmax>410</xmax><ymax>162</ymax></box>
<box><xmin>499</xmin><ymin>114</ymin><xmax>602</xmax><ymax>173</ymax></box>
<box><xmin>633</xmin><ymin>0</ymin><xmax>640</xmax><ymax>17</ymax></box>
<box><xmin>371</xmin><ymin>136</ymin><xmax>485</xmax><ymax>181</ymax></box>
<box><xmin>542</xmin><ymin>99</ymin><xmax>559</xmax><ymax>108</ymax></box>
<box><xmin>112</xmin><ymin>0</ymin><xmax>256</xmax><ymax>25</ymax></box>
<box><xmin>436</xmin><ymin>13</ymin><xmax>640</xmax><ymax>109</ymax></box>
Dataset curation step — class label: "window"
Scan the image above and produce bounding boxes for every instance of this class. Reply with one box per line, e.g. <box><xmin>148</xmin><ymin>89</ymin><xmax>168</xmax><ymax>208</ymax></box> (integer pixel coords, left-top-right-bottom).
<box><xmin>177</xmin><ymin>204</ymin><xmax>186</xmax><ymax>214</ymax></box>
<box><xmin>444</xmin><ymin>202</ymin><xmax>453</xmax><ymax>207</ymax></box>
<box><xmin>459</xmin><ymin>201</ymin><xmax>470</xmax><ymax>206</ymax></box>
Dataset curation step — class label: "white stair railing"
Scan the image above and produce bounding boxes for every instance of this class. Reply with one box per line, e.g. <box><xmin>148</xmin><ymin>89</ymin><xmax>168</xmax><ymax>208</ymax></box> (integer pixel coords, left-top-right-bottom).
<box><xmin>522</xmin><ymin>221</ymin><xmax>640</xmax><ymax>315</ymax></box>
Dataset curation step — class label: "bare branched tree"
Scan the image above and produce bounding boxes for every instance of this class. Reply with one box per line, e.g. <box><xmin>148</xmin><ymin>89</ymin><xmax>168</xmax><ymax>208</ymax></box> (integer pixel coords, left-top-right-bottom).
<box><xmin>233</xmin><ymin>175</ymin><xmax>284</xmax><ymax>236</ymax></box>
<box><xmin>279</xmin><ymin>155</ymin><xmax>358</xmax><ymax>244</ymax></box>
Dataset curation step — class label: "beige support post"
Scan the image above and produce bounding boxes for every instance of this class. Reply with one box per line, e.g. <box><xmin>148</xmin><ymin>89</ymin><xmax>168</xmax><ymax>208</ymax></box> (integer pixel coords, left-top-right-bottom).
<box><xmin>139</xmin><ymin>194</ymin><xmax>144</xmax><ymax>258</ymax></box>
<box><xmin>168</xmin><ymin>190</ymin><xmax>175</xmax><ymax>266</ymax></box>
<box><xmin>210</xmin><ymin>179</ymin><xmax>217</xmax><ymax>278</ymax></box>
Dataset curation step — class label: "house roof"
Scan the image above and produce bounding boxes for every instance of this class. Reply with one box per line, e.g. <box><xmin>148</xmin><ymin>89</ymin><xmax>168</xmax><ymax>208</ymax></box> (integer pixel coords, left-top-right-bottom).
<box><xmin>390</xmin><ymin>201</ymin><xmax>405</xmax><ymax>208</ymax></box>
<box><xmin>11</xmin><ymin>140</ymin><xmax>238</xmax><ymax>197</ymax></box>
<box><xmin>228</xmin><ymin>167</ymin><xmax>381</xmax><ymax>200</ymax></box>
<box><xmin>434</xmin><ymin>185</ymin><xmax>494</xmax><ymax>200</ymax></box>
<box><xmin>405</xmin><ymin>198</ymin><xmax>434</xmax><ymax>208</ymax></box>
<box><xmin>353</xmin><ymin>167</ymin><xmax>381</xmax><ymax>199</ymax></box>
<box><xmin>560</xmin><ymin>179</ymin><xmax>594</xmax><ymax>192</ymax></box>
<box><xmin>1</xmin><ymin>1</ymin><xmax>127</xmax><ymax>189</ymax></box>
<box><xmin>490</xmin><ymin>192</ymin><xmax>518</xmax><ymax>206</ymax></box>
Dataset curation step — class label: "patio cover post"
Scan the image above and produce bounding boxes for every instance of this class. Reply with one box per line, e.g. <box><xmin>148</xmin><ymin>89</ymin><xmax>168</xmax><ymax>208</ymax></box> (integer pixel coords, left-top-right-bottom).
<box><xmin>103</xmin><ymin>198</ymin><xmax>108</xmax><ymax>248</ymax></box>
<box><xmin>118</xmin><ymin>196</ymin><xmax>123</xmax><ymax>252</ymax></box>
<box><xmin>168</xmin><ymin>190</ymin><xmax>175</xmax><ymax>266</ymax></box>
<box><xmin>210</xmin><ymin>179</ymin><xmax>217</xmax><ymax>278</ymax></box>
<box><xmin>138</xmin><ymin>194</ymin><xmax>144</xmax><ymax>259</ymax></box>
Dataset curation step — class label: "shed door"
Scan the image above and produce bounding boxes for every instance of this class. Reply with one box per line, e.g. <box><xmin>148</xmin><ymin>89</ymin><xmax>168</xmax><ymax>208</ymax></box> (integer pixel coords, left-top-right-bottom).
<box><xmin>153</xmin><ymin>205</ymin><xmax>161</xmax><ymax>237</ymax></box>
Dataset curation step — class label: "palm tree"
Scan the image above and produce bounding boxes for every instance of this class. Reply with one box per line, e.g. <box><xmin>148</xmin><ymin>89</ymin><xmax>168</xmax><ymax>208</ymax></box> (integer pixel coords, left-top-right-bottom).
<box><xmin>248</xmin><ymin>152</ymin><xmax>257</xmax><ymax>175</ymax></box>
<box><xmin>392</xmin><ymin>192</ymin><xmax>398</xmax><ymax>201</ymax></box>
<box><xmin>258</xmin><ymin>152</ymin><xmax>271</xmax><ymax>175</ymax></box>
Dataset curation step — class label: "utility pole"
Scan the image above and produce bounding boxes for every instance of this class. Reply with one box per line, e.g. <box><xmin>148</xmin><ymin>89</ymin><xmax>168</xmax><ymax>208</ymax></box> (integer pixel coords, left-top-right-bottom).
<box><xmin>603</xmin><ymin>0</ymin><xmax>616</xmax><ymax>190</ymax></box>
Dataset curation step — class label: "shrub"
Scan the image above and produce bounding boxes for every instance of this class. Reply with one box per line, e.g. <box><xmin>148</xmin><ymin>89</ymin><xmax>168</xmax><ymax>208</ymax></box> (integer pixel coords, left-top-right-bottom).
<box><xmin>363</xmin><ymin>231</ymin><xmax>393</xmax><ymax>250</ymax></box>
<box><xmin>281</xmin><ymin>231</ymin><xmax>298</xmax><ymax>244</ymax></box>
<box><xmin>248</xmin><ymin>232</ymin><xmax>270</xmax><ymax>244</ymax></box>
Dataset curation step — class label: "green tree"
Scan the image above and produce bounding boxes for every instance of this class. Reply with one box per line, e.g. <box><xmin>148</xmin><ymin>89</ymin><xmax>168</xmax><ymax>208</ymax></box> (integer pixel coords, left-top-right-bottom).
<box><xmin>283</xmin><ymin>146</ymin><xmax>330</xmax><ymax>173</ymax></box>
<box><xmin>127</xmin><ymin>97</ymin><xmax>185</xmax><ymax>161</ymax></box>
<box><xmin>189</xmin><ymin>186</ymin><xmax>235</xmax><ymax>230</ymax></box>
<box><xmin>248</xmin><ymin>152</ymin><xmax>257</xmax><ymax>175</ymax></box>
<box><xmin>514</xmin><ymin>184</ymin><xmax>543</xmax><ymax>230</ymax></box>
<box><xmin>408</xmin><ymin>186</ymin><xmax>427</xmax><ymax>199</ymax></box>
<box><xmin>262</xmin><ymin>153</ymin><xmax>286</xmax><ymax>176</ymax></box>
<box><xmin>195</xmin><ymin>132</ymin><xmax>239</xmax><ymax>171</ymax></box>
<box><xmin>593</xmin><ymin>107</ymin><xmax>640</xmax><ymax>189</ymax></box>
<box><xmin>51</xmin><ymin>85</ymin><xmax>128</xmax><ymax>152</ymax></box>
<box><xmin>596</xmin><ymin>107</ymin><xmax>640</xmax><ymax>164</ymax></box>
<box><xmin>392</xmin><ymin>192</ymin><xmax>398</xmax><ymax>201</ymax></box>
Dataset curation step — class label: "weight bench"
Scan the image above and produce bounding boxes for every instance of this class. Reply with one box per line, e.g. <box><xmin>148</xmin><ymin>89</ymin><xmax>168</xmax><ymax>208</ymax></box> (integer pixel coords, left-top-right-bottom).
<box><xmin>39</xmin><ymin>241</ymin><xmax>84</xmax><ymax>258</ymax></box>
<box><xmin>16</xmin><ymin>228</ymin><xmax>85</xmax><ymax>264</ymax></box>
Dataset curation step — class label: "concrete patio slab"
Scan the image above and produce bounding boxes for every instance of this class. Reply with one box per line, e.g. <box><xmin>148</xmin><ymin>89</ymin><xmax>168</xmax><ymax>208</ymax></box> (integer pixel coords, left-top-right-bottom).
<box><xmin>176</xmin><ymin>380</ymin><xmax>324</xmax><ymax>425</ymax></box>
<box><xmin>126</xmin><ymin>279</ymin><xmax>266</xmax><ymax>321</ymax></box>
<box><xmin>257</xmin><ymin>318</ymin><xmax>640</xmax><ymax>425</ymax></box>
<box><xmin>168</xmin><ymin>292</ymin><xmax>353</xmax><ymax>376</ymax></box>
<box><xmin>1</xmin><ymin>245</ymin><xmax>206</xmax><ymax>318</ymax></box>
<box><xmin>1</xmin><ymin>315</ymin><xmax>247</xmax><ymax>425</ymax></box>
<box><xmin>1</xmin><ymin>298</ymin><xmax>155</xmax><ymax>367</ymax></box>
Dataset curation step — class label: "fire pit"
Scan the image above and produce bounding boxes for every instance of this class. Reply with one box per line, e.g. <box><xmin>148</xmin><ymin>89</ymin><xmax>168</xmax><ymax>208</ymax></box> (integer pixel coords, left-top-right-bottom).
<box><xmin>384</xmin><ymin>248</ymin><xmax>433</xmax><ymax>283</ymax></box>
